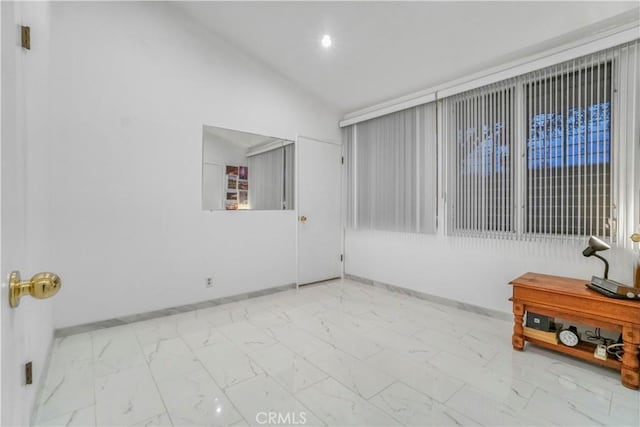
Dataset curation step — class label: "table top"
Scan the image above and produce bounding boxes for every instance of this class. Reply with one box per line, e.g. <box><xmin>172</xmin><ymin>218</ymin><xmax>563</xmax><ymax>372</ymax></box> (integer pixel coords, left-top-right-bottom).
<box><xmin>510</xmin><ymin>272</ymin><xmax>640</xmax><ymax>309</ymax></box>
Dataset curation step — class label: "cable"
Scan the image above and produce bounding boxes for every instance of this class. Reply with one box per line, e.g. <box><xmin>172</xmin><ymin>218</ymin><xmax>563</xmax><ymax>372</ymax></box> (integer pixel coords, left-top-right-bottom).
<box><xmin>584</xmin><ymin>327</ymin><xmax>614</xmax><ymax>346</ymax></box>
<box><xmin>606</xmin><ymin>343</ymin><xmax>624</xmax><ymax>361</ymax></box>
<box><xmin>584</xmin><ymin>327</ymin><xmax>602</xmax><ymax>341</ymax></box>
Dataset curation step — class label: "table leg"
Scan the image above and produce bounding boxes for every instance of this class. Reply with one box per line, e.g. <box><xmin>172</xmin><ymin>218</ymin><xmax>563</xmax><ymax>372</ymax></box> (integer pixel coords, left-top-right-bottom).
<box><xmin>621</xmin><ymin>326</ymin><xmax>639</xmax><ymax>390</ymax></box>
<box><xmin>512</xmin><ymin>302</ymin><xmax>524</xmax><ymax>351</ymax></box>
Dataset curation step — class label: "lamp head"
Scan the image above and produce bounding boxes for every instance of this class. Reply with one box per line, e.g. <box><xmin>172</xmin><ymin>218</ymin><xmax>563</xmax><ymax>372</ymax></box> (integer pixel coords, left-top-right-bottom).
<box><xmin>582</xmin><ymin>235</ymin><xmax>611</xmax><ymax>257</ymax></box>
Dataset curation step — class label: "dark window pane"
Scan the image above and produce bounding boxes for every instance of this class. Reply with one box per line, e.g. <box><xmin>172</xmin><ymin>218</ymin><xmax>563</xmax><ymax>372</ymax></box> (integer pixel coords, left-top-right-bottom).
<box><xmin>525</xmin><ymin>62</ymin><xmax>612</xmax><ymax>236</ymax></box>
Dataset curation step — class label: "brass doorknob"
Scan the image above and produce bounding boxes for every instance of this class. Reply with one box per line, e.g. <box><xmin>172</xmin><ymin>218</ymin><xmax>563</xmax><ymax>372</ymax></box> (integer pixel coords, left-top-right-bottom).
<box><xmin>9</xmin><ymin>271</ymin><xmax>61</xmax><ymax>308</ymax></box>
<box><xmin>299</xmin><ymin>215</ymin><xmax>308</xmax><ymax>222</ymax></box>
<box><xmin>632</xmin><ymin>234</ymin><xmax>640</xmax><ymax>243</ymax></box>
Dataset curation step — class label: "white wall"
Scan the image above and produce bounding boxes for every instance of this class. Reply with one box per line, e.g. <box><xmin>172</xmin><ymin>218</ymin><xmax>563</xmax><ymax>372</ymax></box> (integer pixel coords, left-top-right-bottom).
<box><xmin>43</xmin><ymin>1</ymin><xmax>340</xmax><ymax>328</ymax></box>
<box><xmin>346</xmin><ymin>227</ymin><xmax>636</xmax><ymax>315</ymax></box>
<box><xmin>1</xmin><ymin>1</ymin><xmax>54</xmax><ymax>425</ymax></box>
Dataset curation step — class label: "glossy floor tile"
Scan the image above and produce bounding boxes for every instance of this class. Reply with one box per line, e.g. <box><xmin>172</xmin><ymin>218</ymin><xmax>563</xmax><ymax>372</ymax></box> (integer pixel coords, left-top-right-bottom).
<box><xmin>34</xmin><ymin>279</ymin><xmax>639</xmax><ymax>426</ymax></box>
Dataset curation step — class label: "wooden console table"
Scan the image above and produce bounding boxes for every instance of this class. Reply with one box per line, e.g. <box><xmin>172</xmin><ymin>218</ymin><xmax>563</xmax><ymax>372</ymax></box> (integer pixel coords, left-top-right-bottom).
<box><xmin>509</xmin><ymin>272</ymin><xmax>640</xmax><ymax>389</ymax></box>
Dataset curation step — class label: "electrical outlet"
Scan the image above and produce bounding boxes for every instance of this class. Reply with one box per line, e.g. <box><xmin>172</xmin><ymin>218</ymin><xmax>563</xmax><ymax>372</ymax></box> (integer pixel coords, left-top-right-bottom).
<box><xmin>594</xmin><ymin>344</ymin><xmax>607</xmax><ymax>361</ymax></box>
<box><xmin>206</xmin><ymin>277</ymin><xmax>214</xmax><ymax>288</ymax></box>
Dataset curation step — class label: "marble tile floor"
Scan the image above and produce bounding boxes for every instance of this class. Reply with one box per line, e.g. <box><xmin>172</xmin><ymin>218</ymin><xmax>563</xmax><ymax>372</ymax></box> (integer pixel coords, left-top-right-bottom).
<box><xmin>34</xmin><ymin>279</ymin><xmax>639</xmax><ymax>427</ymax></box>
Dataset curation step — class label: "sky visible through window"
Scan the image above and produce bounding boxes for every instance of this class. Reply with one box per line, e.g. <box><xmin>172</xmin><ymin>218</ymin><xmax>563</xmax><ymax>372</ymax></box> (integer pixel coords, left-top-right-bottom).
<box><xmin>527</xmin><ymin>102</ymin><xmax>610</xmax><ymax>170</ymax></box>
<box><xmin>458</xmin><ymin>101</ymin><xmax>610</xmax><ymax>176</ymax></box>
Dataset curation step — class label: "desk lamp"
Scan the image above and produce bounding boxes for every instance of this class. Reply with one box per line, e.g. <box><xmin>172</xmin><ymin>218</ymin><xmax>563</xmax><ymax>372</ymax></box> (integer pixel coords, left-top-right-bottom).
<box><xmin>582</xmin><ymin>235</ymin><xmax>611</xmax><ymax>279</ymax></box>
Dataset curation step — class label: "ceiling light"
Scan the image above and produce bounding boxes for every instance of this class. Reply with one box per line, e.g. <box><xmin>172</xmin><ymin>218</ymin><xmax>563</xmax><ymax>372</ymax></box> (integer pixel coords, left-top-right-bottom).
<box><xmin>321</xmin><ymin>35</ymin><xmax>332</xmax><ymax>48</ymax></box>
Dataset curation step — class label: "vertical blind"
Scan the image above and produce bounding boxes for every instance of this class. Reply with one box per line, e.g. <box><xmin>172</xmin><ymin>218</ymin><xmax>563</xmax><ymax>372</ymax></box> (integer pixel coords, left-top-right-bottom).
<box><xmin>344</xmin><ymin>103</ymin><xmax>437</xmax><ymax>234</ymax></box>
<box><xmin>343</xmin><ymin>40</ymin><xmax>638</xmax><ymax>246</ymax></box>
<box><xmin>443</xmin><ymin>81</ymin><xmax>516</xmax><ymax>237</ymax></box>
<box><xmin>614</xmin><ymin>41</ymin><xmax>640</xmax><ymax>250</ymax></box>
<box><xmin>522</xmin><ymin>59</ymin><xmax>612</xmax><ymax>239</ymax></box>
<box><xmin>442</xmin><ymin>40</ymin><xmax>639</xmax><ymax>247</ymax></box>
<box><xmin>283</xmin><ymin>144</ymin><xmax>295</xmax><ymax>209</ymax></box>
<box><xmin>248</xmin><ymin>144</ymin><xmax>294</xmax><ymax>210</ymax></box>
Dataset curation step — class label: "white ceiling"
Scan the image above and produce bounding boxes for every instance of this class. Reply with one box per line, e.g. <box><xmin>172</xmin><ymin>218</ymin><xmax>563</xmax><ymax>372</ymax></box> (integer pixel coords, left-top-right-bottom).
<box><xmin>174</xmin><ymin>1</ymin><xmax>640</xmax><ymax>114</ymax></box>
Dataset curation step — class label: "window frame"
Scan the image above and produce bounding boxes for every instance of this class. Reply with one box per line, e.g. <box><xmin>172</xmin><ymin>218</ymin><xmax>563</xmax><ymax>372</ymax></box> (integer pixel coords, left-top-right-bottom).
<box><xmin>447</xmin><ymin>54</ymin><xmax>622</xmax><ymax>242</ymax></box>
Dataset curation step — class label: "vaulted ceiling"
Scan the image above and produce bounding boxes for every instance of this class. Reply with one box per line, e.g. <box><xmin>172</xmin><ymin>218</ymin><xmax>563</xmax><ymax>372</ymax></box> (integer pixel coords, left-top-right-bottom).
<box><xmin>174</xmin><ymin>1</ymin><xmax>639</xmax><ymax>114</ymax></box>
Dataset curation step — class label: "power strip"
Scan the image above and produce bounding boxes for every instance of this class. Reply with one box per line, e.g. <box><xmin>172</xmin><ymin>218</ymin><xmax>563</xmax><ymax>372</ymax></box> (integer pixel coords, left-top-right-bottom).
<box><xmin>594</xmin><ymin>344</ymin><xmax>608</xmax><ymax>361</ymax></box>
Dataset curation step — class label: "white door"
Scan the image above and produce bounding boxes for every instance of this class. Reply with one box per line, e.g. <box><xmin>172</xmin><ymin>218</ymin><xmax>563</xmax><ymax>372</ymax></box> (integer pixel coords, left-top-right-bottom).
<box><xmin>296</xmin><ymin>136</ymin><xmax>342</xmax><ymax>285</ymax></box>
<box><xmin>1</xmin><ymin>3</ymin><xmax>29</xmax><ymax>423</ymax></box>
<box><xmin>2</xmin><ymin>2</ymin><xmax>57</xmax><ymax>425</ymax></box>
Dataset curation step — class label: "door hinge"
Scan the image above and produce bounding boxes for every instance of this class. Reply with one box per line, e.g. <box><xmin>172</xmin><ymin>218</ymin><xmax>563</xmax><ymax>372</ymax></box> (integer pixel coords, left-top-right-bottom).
<box><xmin>341</xmin><ymin>156</ymin><xmax>344</xmax><ymax>165</ymax></box>
<box><xmin>340</xmin><ymin>254</ymin><xmax>343</xmax><ymax>262</ymax></box>
<box><xmin>25</xmin><ymin>361</ymin><xmax>33</xmax><ymax>385</ymax></box>
<box><xmin>21</xmin><ymin>26</ymin><xmax>31</xmax><ymax>50</ymax></box>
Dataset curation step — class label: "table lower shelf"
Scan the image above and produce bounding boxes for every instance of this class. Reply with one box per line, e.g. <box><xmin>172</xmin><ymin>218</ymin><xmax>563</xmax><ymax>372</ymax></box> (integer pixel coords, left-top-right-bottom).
<box><xmin>524</xmin><ymin>336</ymin><xmax>622</xmax><ymax>370</ymax></box>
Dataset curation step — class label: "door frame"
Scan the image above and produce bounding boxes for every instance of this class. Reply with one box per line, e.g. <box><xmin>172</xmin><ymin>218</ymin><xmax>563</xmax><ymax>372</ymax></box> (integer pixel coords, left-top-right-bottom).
<box><xmin>294</xmin><ymin>134</ymin><xmax>344</xmax><ymax>288</ymax></box>
<box><xmin>0</xmin><ymin>2</ymin><xmax>4</xmax><ymax>422</ymax></box>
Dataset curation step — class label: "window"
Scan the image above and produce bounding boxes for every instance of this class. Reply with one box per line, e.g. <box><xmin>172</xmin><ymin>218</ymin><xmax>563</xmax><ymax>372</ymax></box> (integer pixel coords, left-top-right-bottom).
<box><xmin>345</xmin><ymin>104</ymin><xmax>437</xmax><ymax>234</ymax></box>
<box><xmin>448</xmin><ymin>85</ymin><xmax>515</xmax><ymax>235</ymax></box>
<box><xmin>525</xmin><ymin>62</ymin><xmax>612</xmax><ymax>237</ymax></box>
<box><xmin>445</xmin><ymin>40</ymin><xmax>639</xmax><ymax>244</ymax></box>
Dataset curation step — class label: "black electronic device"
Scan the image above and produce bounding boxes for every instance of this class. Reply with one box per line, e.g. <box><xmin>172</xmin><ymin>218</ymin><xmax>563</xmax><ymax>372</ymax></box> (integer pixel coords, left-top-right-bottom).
<box><xmin>586</xmin><ymin>276</ymin><xmax>640</xmax><ymax>299</ymax></box>
<box><xmin>579</xmin><ymin>235</ymin><xmax>640</xmax><ymax>299</ymax></box>
<box><xmin>525</xmin><ymin>312</ymin><xmax>555</xmax><ymax>331</ymax></box>
<box><xmin>586</xmin><ymin>283</ymin><xmax>628</xmax><ymax>299</ymax></box>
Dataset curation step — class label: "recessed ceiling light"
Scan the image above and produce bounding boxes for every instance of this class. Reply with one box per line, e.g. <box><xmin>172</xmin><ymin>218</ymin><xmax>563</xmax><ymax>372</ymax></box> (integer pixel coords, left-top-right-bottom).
<box><xmin>321</xmin><ymin>34</ymin><xmax>332</xmax><ymax>48</ymax></box>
